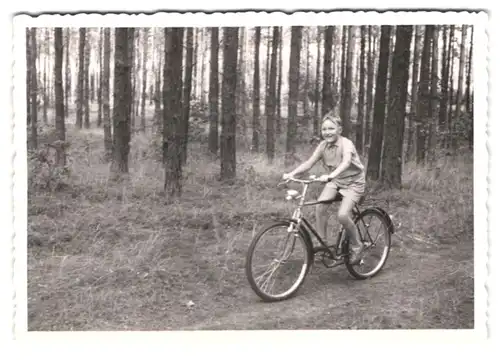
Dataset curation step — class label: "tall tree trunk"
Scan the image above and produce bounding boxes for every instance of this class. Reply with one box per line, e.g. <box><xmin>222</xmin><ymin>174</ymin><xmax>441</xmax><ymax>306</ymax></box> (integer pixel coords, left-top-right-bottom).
<box><xmin>416</xmin><ymin>26</ymin><xmax>433</xmax><ymax>163</ymax></box>
<box><xmin>26</xmin><ymin>29</ymin><xmax>31</xmax><ymax>126</ymax></box>
<box><xmin>128</xmin><ymin>29</ymin><xmax>136</xmax><ymax>132</ymax></box>
<box><xmin>303</xmin><ymin>28</ymin><xmax>310</xmax><ymax>125</ymax></box>
<box><xmin>220</xmin><ymin>27</ymin><xmax>239</xmax><ymax>181</ymax></box>
<box><xmin>447</xmin><ymin>26</ymin><xmax>455</xmax><ymax>149</ymax></box>
<box><xmin>364</xmin><ymin>26</ymin><xmax>375</xmax><ymax>151</ymax></box>
<box><xmin>64</xmin><ymin>28</ymin><xmax>70</xmax><ymax>119</ymax></box>
<box><xmin>466</xmin><ymin>26</ymin><xmax>474</xmax><ymax>115</ymax></box>
<box><xmin>276</xmin><ymin>27</ymin><xmax>283</xmax><ymax>135</ymax></box>
<box><xmin>321</xmin><ymin>26</ymin><xmax>333</xmax><ymax>116</ymax></box>
<box><xmin>266</xmin><ymin>27</ymin><xmax>279</xmax><ymax>163</ymax></box>
<box><xmin>97</xmin><ymin>28</ymin><xmax>103</xmax><ymax>127</ymax></box>
<box><xmin>452</xmin><ymin>25</ymin><xmax>468</xmax><ymax>150</ymax></box>
<box><xmin>181</xmin><ymin>28</ymin><xmax>194</xmax><ymax>165</ymax></box>
<box><xmin>200</xmin><ymin>29</ymin><xmax>207</xmax><ymax>110</ymax></box>
<box><xmin>265</xmin><ymin>27</ymin><xmax>271</xmax><ymax>103</ymax></box>
<box><xmin>438</xmin><ymin>26</ymin><xmax>449</xmax><ymax>147</ymax></box>
<box><xmin>111</xmin><ymin>28</ymin><xmax>131</xmax><ymax>175</ymax></box>
<box><xmin>466</xmin><ymin>26</ymin><xmax>474</xmax><ymax>150</ymax></box>
<box><xmin>252</xmin><ymin>26</ymin><xmax>261</xmax><ymax>152</ymax></box>
<box><xmin>238</xmin><ymin>27</ymin><xmax>247</xmax><ymax>134</ymax></box>
<box><xmin>428</xmin><ymin>26</ymin><xmax>440</xmax><ymax>164</ymax></box>
<box><xmin>192</xmin><ymin>29</ymin><xmax>198</xmax><ymax>102</ymax></box>
<box><xmin>406</xmin><ymin>26</ymin><xmax>422</xmax><ymax>162</ymax></box>
<box><xmin>366</xmin><ymin>25</ymin><xmax>391</xmax><ymax>180</ymax></box>
<box><xmin>340</xmin><ymin>25</ymin><xmax>354</xmax><ymax>138</ymax></box>
<box><xmin>42</xmin><ymin>29</ymin><xmax>49</xmax><ymax>125</ymax></box>
<box><xmin>102</xmin><ymin>28</ymin><xmax>113</xmax><ymax>162</ymax></box>
<box><xmin>313</xmin><ymin>27</ymin><xmax>322</xmax><ymax>135</ymax></box>
<box><xmin>209</xmin><ymin>27</ymin><xmax>220</xmax><ymax>156</ymax></box>
<box><xmin>30</xmin><ymin>28</ymin><xmax>38</xmax><ymax>148</ymax></box>
<box><xmin>381</xmin><ymin>26</ymin><xmax>413</xmax><ymax>188</ymax></box>
<box><xmin>286</xmin><ymin>26</ymin><xmax>303</xmax><ymax>166</ymax></box>
<box><xmin>154</xmin><ymin>29</ymin><xmax>163</xmax><ymax>136</ymax></box>
<box><xmin>54</xmin><ymin>28</ymin><xmax>66</xmax><ymax>167</ymax></box>
<box><xmin>140</xmin><ymin>28</ymin><xmax>149</xmax><ymax>133</ymax></box>
<box><xmin>356</xmin><ymin>25</ymin><xmax>366</xmax><ymax>153</ymax></box>
<box><xmin>84</xmin><ymin>29</ymin><xmax>90</xmax><ymax>129</ymax></box>
<box><xmin>163</xmin><ymin>28</ymin><xmax>184</xmax><ymax>195</ymax></box>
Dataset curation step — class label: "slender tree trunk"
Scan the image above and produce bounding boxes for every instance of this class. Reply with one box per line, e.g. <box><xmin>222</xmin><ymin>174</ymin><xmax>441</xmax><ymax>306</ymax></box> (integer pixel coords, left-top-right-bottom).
<box><xmin>84</xmin><ymin>30</ymin><xmax>90</xmax><ymax>129</ymax></box>
<box><xmin>111</xmin><ymin>28</ymin><xmax>131</xmax><ymax>175</ymax></box>
<box><xmin>405</xmin><ymin>26</ymin><xmax>422</xmax><ymax>162</ymax></box>
<box><xmin>366</xmin><ymin>25</ymin><xmax>391</xmax><ymax>180</ymax></box>
<box><xmin>220</xmin><ymin>27</ymin><xmax>239</xmax><ymax>181</ymax></box>
<box><xmin>356</xmin><ymin>25</ymin><xmax>366</xmax><ymax>153</ymax></box>
<box><xmin>447</xmin><ymin>27</ymin><xmax>455</xmax><ymax>150</ymax></box>
<box><xmin>452</xmin><ymin>25</ymin><xmax>468</xmax><ymax>150</ymax></box>
<box><xmin>286</xmin><ymin>26</ymin><xmax>303</xmax><ymax>166</ymax></box>
<box><xmin>466</xmin><ymin>26</ymin><xmax>474</xmax><ymax>149</ymax></box>
<box><xmin>163</xmin><ymin>28</ymin><xmax>184</xmax><ymax>195</ymax></box>
<box><xmin>322</xmin><ymin>26</ymin><xmax>333</xmax><ymax>116</ymax></box>
<box><xmin>438</xmin><ymin>26</ymin><xmax>449</xmax><ymax>147</ymax></box>
<box><xmin>266</xmin><ymin>27</ymin><xmax>278</xmax><ymax>163</ymax></box>
<box><xmin>42</xmin><ymin>28</ymin><xmax>49</xmax><ymax>125</ymax></box>
<box><xmin>30</xmin><ymin>28</ymin><xmax>38</xmax><ymax>148</ymax></box>
<box><xmin>97</xmin><ymin>28</ymin><xmax>103</xmax><ymax>127</ymax></box>
<box><xmin>428</xmin><ymin>26</ymin><xmax>440</xmax><ymax>164</ymax></box>
<box><xmin>64</xmin><ymin>28</ymin><xmax>70</xmax><ymax>119</ymax></box>
<box><xmin>381</xmin><ymin>26</ymin><xmax>413</xmax><ymax>188</ymax></box>
<box><xmin>54</xmin><ymin>28</ymin><xmax>66</xmax><ymax>167</ymax></box>
<box><xmin>128</xmin><ymin>29</ymin><xmax>136</xmax><ymax>132</ymax></box>
<box><xmin>313</xmin><ymin>27</ymin><xmax>322</xmax><ymax>135</ymax></box>
<box><xmin>140</xmin><ymin>28</ymin><xmax>149</xmax><ymax>133</ymax></box>
<box><xmin>181</xmin><ymin>28</ymin><xmax>194</xmax><ymax>165</ymax></box>
<box><xmin>466</xmin><ymin>26</ymin><xmax>474</xmax><ymax>115</ymax></box>
<box><xmin>252</xmin><ymin>26</ymin><xmax>261</xmax><ymax>152</ymax></box>
<box><xmin>209</xmin><ymin>27</ymin><xmax>220</xmax><ymax>156</ymax></box>
<box><xmin>26</xmin><ymin>29</ymin><xmax>31</xmax><ymax>126</ymax></box>
<box><xmin>303</xmin><ymin>28</ymin><xmax>310</xmax><ymax>125</ymax></box>
<box><xmin>364</xmin><ymin>26</ymin><xmax>375</xmax><ymax>151</ymax></box>
<box><xmin>276</xmin><ymin>27</ymin><xmax>283</xmax><ymax>135</ymax></box>
<box><xmin>102</xmin><ymin>28</ymin><xmax>113</xmax><ymax>162</ymax></box>
<box><xmin>340</xmin><ymin>25</ymin><xmax>354</xmax><ymax>138</ymax></box>
<box><xmin>416</xmin><ymin>26</ymin><xmax>433</xmax><ymax>163</ymax></box>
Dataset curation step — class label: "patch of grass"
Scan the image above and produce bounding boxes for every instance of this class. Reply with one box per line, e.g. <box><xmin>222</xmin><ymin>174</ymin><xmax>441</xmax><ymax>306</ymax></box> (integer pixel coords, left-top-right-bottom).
<box><xmin>27</xmin><ymin>126</ymin><xmax>474</xmax><ymax>330</ymax></box>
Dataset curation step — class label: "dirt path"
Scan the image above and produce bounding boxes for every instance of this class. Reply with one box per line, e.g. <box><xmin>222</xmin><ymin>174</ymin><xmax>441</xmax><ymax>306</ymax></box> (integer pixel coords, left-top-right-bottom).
<box><xmin>176</xmin><ymin>237</ymin><xmax>473</xmax><ymax>330</ymax></box>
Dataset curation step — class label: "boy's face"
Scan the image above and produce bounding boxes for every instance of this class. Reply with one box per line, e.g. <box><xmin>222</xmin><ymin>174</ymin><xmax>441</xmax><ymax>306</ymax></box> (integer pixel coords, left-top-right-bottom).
<box><xmin>321</xmin><ymin>119</ymin><xmax>341</xmax><ymax>143</ymax></box>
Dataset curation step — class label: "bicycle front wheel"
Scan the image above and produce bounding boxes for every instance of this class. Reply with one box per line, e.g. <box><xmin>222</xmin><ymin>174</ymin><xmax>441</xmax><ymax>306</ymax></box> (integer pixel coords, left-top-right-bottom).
<box><xmin>245</xmin><ymin>220</ymin><xmax>313</xmax><ymax>302</ymax></box>
<box><xmin>345</xmin><ymin>209</ymin><xmax>392</xmax><ymax>280</ymax></box>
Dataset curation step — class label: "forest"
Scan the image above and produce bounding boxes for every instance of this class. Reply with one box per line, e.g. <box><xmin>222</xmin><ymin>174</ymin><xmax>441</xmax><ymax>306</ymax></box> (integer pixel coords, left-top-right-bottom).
<box><xmin>27</xmin><ymin>25</ymin><xmax>475</xmax><ymax>330</ymax></box>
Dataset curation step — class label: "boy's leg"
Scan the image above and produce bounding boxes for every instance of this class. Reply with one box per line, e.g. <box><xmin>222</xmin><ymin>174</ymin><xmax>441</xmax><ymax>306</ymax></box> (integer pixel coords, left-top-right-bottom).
<box><xmin>338</xmin><ymin>194</ymin><xmax>364</xmax><ymax>263</ymax></box>
<box><xmin>315</xmin><ymin>183</ymin><xmax>338</xmax><ymax>243</ymax></box>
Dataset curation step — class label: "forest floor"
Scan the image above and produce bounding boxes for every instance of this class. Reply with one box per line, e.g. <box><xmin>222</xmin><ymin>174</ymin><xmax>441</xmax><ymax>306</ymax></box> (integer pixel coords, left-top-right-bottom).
<box><xmin>27</xmin><ymin>123</ymin><xmax>475</xmax><ymax>331</ymax></box>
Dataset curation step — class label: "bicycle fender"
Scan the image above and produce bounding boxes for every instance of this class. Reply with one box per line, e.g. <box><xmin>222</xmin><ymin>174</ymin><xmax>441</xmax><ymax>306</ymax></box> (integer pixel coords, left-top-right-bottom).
<box><xmin>371</xmin><ymin>207</ymin><xmax>395</xmax><ymax>234</ymax></box>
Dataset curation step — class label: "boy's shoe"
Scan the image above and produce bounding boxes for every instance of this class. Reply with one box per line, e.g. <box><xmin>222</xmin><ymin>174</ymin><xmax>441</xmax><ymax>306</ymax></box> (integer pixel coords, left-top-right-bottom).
<box><xmin>349</xmin><ymin>244</ymin><xmax>365</xmax><ymax>264</ymax></box>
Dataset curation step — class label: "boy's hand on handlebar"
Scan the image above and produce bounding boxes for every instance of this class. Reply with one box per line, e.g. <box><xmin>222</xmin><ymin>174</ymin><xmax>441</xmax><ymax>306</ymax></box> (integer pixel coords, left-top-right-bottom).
<box><xmin>282</xmin><ymin>173</ymin><xmax>293</xmax><ymax>181</ymax></box>
<box><xmin>318</xmin><ymin>174</ymin><xmax>331</xmax><ymax>182</ymax></box>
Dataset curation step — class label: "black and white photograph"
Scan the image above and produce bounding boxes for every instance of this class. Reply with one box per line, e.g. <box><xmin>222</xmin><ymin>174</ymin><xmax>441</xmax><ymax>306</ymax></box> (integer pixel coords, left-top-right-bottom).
<box><xmin>9</xmin><ymin>9</ymin><xmax>490</xmax><ymax>348</ymax></box>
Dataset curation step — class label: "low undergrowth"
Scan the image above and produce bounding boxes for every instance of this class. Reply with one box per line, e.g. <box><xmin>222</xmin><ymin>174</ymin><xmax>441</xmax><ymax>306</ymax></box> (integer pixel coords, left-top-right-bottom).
<box><xmin>27</xmin><ymin>127</ymin><xmax>474</xmax><ymax>330</ymax></box>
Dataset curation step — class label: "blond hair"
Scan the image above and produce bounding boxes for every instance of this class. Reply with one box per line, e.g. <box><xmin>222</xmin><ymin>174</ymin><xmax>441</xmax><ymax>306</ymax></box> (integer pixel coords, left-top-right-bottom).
<box><xmin>322</xmin><ymin>111</ymin><xmax>342</xmax><ymax>127</ymax></box>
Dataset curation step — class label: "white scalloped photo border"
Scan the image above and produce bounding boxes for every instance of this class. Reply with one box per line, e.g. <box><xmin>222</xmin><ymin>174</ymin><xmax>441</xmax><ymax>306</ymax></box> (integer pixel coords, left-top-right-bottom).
<box><xmin>8</xmin><ymin>9</ymin><xmax>490</xmax><ymax>357</ymax></box>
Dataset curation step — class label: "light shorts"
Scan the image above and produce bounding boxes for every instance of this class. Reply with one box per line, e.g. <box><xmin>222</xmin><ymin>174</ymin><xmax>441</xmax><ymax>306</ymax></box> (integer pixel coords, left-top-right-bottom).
<box><xmin>325</xmin><ymin>180</ymin><xmax>365</xmax><ymax>204</ymax></box>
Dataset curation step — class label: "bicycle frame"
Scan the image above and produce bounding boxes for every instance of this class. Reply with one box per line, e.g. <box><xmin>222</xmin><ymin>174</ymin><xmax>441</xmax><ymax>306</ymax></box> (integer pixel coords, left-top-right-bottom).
<box><xmin>284</xmin><ymin>177</ymin><xmax>363</xmax><ymax>261</ymax></box>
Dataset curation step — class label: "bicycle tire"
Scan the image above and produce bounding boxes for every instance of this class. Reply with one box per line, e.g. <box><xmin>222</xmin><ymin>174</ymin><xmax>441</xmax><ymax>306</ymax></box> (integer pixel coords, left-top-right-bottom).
<box><xmin>245</xmin><ymin>219</ymin><xmax>313</xmax><ymax>302</ymax></box>
<box><xmin>344</xmin><ymin>208</ymin><xmax>392</xmax><ymax>280</ymax></box>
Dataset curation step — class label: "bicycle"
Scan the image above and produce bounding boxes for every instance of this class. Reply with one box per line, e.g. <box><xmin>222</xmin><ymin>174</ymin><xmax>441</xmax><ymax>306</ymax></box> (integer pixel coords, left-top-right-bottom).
<box><xmin>245</xmin><ymin>175</ymin><xmax>395</xmax><ymax>302</ymax></box>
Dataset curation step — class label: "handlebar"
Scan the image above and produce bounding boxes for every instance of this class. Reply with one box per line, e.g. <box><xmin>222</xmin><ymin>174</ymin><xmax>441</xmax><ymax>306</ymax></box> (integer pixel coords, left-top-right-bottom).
<box><xmin>278</xmin><ymin>176</ymin><xmax>326</xmax><ymax>187</ymax></box>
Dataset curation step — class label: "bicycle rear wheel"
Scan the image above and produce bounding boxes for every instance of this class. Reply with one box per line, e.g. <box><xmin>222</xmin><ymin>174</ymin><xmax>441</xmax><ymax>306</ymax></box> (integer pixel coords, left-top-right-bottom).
<box><xmin>345</xmin><ymin>209</ymin><xmax>392</xmax><ymax>279</ymax></box>
<box><xmin>245</xmin><ymin>220</ymin><xmax>313</xmax><ymax>302</ymax></box>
